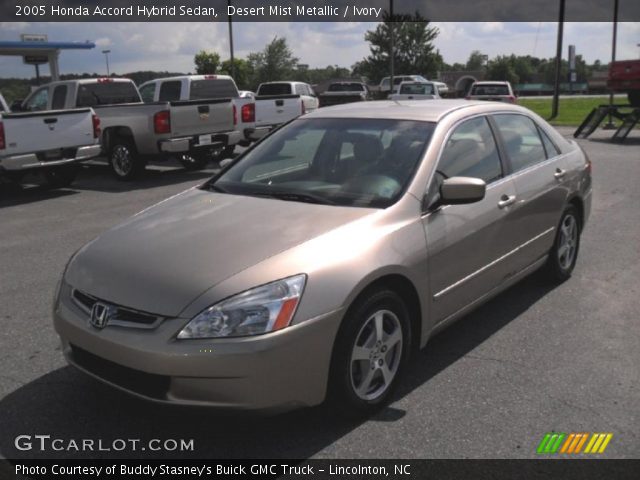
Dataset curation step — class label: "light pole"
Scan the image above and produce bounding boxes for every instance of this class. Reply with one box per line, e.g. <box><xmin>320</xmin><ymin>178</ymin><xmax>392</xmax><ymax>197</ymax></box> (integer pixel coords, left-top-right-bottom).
<box><xmin>227</xmin><ymin>0</ymin><xmax>235</xmax><ymax>79</ymax></box>
<box><xmin>102</xmin><ymin>49</ymin><xmax>111</xmax><ymax>76</ymax></box>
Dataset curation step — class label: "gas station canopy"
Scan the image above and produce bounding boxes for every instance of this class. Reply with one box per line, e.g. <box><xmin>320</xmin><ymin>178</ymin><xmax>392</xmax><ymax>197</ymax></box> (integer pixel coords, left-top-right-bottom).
<box><xmin>0</xmin><ymin>40</ymin><xmax>96</xmax><ymax>81</ymax></box>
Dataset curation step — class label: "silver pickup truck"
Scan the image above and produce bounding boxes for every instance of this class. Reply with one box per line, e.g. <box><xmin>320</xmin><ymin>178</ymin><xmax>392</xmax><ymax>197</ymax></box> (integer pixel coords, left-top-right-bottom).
<box><xmin>17</xmin><ymin>78</ymin><xmax>241</xmax><ymax>179</ymax></box>
<box><xmin>1</xmin><ymin>92</ymin><xmax>100</xmax><ymax>188</ymax></box>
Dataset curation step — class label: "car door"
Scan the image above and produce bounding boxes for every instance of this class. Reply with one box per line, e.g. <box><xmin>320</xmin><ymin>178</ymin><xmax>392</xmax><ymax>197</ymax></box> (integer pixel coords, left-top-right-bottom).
<box><xmin>490</xmin><ymin>113</ymin><xmax>569</xmax><ymax>272</ymax></box>
<box><xmin>422</xmin><ymin>115</ymin><xmax>520</xmax><ymax>323</ymax></box>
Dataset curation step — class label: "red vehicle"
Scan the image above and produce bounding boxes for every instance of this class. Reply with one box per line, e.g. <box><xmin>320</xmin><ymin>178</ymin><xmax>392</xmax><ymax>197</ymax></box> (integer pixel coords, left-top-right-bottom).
<box><xmin>608</xmin><ymin>60</ymin><xmax>640</xmax><ymax>107</ymax></box>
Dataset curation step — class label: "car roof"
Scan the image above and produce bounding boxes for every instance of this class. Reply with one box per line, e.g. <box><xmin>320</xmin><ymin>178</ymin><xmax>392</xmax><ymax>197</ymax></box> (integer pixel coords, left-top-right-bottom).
<box><xmin>306</xmin><ymin>99</ymin><xmax>525</xmax><ymax>122</ymax></box>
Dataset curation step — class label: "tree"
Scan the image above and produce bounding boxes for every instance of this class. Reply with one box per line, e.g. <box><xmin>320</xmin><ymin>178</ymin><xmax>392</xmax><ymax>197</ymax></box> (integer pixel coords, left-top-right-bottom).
<box><xmin>486</xmin><ymin>56</ymin><xmax>519</xmax><ymax>85</ymax></box>
<box><xmin>465</xmin><ymin>51</ymin><xmax>486</xmax><ymax>71</ymax></box>
<box><xmin>220</xmin><ymin>58</ymin><xmax>252</xmax><ymax>90</ymax></box>
<box><xmin>194</xmin><ymin>51</ymin><xmax>220</xmax><ymax>75</ymax></box>
<box><xmin>247</xmin><ymin>37</ymin><xmax>298</xmax><ymax>87</ymax></box>
<box><xmin>355</xmin><ymin>12</ymin><xmax>443</xmax><ymax>84</ymax></box>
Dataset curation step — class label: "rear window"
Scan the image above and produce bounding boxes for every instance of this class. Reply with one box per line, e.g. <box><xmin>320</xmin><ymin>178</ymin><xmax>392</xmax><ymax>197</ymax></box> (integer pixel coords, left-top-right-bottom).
<box><xmin>328</xmin><ymin>83</ymin><xmax>365</xmax><ymax>92</ymax></box>
<box><xmin>76</xmin><ymin>82</ymin><xmax>141</xmax><ymax>107</ymax></box>
<box><xmin>399</xmin><ymin>83</ymin><xmax>435</xmax><ymax>95</ymax></box>
<box><xmin>258</xmin><ymin>83</ymin><xmax>293</xmax><ymax>96</ymax></box>
<box><xmin>471</xmin><ymin>84</ymin><xmax>510</xmax><ymax>96</ymax></box>
<box><xmin>190</xmin><ymin>79</ymin><xmax>238</xmax><ymax>100</ymax></box>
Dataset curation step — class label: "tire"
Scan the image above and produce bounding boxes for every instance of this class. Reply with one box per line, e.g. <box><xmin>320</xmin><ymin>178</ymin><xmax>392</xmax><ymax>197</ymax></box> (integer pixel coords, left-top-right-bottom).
<box><xmin>628</xmin><ymin>90</ymin><xmax>640</xmax><ymax>108</ymax></box>
<box><xmin>211</xmin><ymin>145</ymin><xmax>235</xmax><ymax>162</ymax></box>
<box><xmin>180</xmin><ymin>152</ymin><xmax>210</xmax><ymax>171</ymax></box>
<box><xmin>544</xmin><ymin>205</ymin><xmax>581</xmax><ymax>282</ymax></box>
<box><xmin>43</xmin><ymin>165</ymin><xmax>79</xmax><ymax>188</ymax></box>
<box><xmin>108</xmin><ymin>138</ymin><xmax>144</xmax><ymax>180</ymax></box>
<box><xmin>328</xmin><ymin>288</ymin><xmax>411</xmax><ymax>416</ymax></box>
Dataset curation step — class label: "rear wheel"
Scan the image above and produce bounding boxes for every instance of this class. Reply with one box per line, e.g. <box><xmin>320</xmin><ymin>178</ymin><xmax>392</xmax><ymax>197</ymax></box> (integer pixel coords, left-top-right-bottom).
<box><xmin>109</xmin><ymin>139</ymin><xmax>145</xmax><ymax>180</ymax></box>
<box><xmin>43</xmin><ymin>165</ymin><xmax>79</xmax><ymax>188</ymax></box>
<box><xmin>329</xmin><ymin>289</ymin><xmax>411</xmax><ymax>415</ymax></box>
<box><xmin>544</xmin><ymin>205</ymin><xmax>581</xmax><ymax>282</ymax></box>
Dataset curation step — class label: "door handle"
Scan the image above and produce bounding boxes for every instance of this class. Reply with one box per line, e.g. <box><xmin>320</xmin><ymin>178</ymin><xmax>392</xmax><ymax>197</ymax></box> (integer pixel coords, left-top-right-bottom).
<box><xmin>43</xmin><ymin>118</ymin><xmax>58</xmax><ymax>124</ymax></box>
<box><xmin>498</xmin><ymin>194</ymin><xmax>516</xmax><ymax>209</ymax></box>
<box><xmin>554</xmin><ymin>168</ymin><xmax>566</xmax><ymax>179</ymax></box>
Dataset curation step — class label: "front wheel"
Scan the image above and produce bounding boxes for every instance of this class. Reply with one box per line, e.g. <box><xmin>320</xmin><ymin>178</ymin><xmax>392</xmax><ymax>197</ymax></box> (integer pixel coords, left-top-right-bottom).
<box><xmin>544</xmin><ymin>206</ymin><xmax>581</xmax><ymax>282</ymax></box>
<box><xmin>43</xmin><ymin>165</ymin><xmax>79</xmax><ymax>188</ymax></box>
<box><xmin>329</xmin><ymin>289</ymin><xmax>411</xmax><ymax>415</ymax></box>
<box><xmin>109</xmin><ymin>139</ymin><xmax>145</xmax><ymax>180</ymax></box>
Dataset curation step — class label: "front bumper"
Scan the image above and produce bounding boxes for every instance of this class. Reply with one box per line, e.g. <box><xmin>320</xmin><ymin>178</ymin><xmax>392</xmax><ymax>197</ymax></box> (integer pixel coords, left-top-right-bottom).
<box><xmin>54</xmin><ymin>287</ymin><xmax>343</xmax><ymax>411</ymax></box>
<box><xmin>0</xmin><ymin>144</ymin><xmax>101</xmax><ymax>171</ymax></box>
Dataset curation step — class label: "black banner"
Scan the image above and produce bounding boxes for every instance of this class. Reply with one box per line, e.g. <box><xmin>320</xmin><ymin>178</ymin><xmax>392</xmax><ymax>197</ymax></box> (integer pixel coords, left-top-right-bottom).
<box><xmin>1</xmin><ymin>0</ymin><xmax>640</xmax><ymax>22</ymax></box>
<box><xmin>2</xmin><ymin>459</ymin><xmax>640</xmax><ymax>480</ymax></box>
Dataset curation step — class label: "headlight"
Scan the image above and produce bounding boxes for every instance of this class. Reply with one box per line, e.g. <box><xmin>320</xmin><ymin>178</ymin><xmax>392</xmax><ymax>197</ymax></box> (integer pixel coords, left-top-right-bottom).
<box><xmin>177</xmin><ymin>274</ymin><xmax>306</xmax><ymax>339</ymax></box>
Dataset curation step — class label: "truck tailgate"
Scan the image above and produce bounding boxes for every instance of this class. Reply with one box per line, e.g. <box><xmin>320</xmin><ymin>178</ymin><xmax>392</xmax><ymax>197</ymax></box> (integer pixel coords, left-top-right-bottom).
<box><xmin>254</xmin><ymin>94</ymin><xmax>301</xmax><ymax>127</ymax></box>
<box><xmin>1</xmin><ymin>108</ymin><xmax>95</xmax><ymax>156</ymax></box>
<box><xmin>169</xmin><ymin>98</ymin><xmax>234</xmax><ymax>136</ymax></box>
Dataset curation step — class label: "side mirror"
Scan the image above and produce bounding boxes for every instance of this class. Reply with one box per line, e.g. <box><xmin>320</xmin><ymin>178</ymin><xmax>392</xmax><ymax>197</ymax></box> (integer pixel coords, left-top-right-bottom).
<box><xmin>440</xmin><ymin>176</ymin><xmax>486</xmax><ymax>205</ymax></box>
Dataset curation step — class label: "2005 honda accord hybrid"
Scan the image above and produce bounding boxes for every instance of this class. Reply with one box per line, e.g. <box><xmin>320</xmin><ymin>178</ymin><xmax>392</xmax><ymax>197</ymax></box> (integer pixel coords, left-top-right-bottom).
<box><xmin>54</xmin><ymin>100</ymin><xmax>592</xmax><ymax>413</ymax></box>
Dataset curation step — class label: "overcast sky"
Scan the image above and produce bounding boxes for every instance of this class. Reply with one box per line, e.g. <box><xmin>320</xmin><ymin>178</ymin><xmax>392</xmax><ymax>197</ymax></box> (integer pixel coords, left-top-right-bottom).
<box><xmin>0</xmin><ymin>22</ymin><xmax>638</xmax><ymax>78</ymax></box>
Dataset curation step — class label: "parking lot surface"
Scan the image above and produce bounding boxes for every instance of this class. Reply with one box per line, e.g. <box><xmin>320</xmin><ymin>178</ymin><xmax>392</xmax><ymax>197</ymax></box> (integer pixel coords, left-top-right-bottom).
<box><xmin>1</xmin><ymin>128</ymin><xmax>638</xmax><ymax>459</ymax></box>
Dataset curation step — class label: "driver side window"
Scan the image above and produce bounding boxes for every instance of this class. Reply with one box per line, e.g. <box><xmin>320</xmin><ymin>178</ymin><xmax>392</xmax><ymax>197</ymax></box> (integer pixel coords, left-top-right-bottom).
<box><xmin>427</xmin><ymin>116</ymin><xmax>502</xmax><ymax>208</ymax></box>
<box><xmin>437</xmin><ymin>116</ymin><xmax>502</xmax><ymax>183</ymax></box>
<box><xmin>26</xmin><ymin>88</ymin><xmax>49</xmax><ymax>111</ymax></box>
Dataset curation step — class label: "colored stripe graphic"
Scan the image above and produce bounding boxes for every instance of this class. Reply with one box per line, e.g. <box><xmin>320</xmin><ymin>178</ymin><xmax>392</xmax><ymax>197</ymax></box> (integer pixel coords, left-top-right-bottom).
<box><xmin>538</xmin><ymin>433</ymin><xmax>612</xmax><ymax>454</ymax></box>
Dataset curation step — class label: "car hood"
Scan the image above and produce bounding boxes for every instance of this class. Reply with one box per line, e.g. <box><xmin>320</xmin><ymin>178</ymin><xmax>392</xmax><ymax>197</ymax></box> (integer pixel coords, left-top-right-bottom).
<box><xmin>65</xmin><ymin>188</ymin><xmax>372</xmax><ymax>317</ymax></box>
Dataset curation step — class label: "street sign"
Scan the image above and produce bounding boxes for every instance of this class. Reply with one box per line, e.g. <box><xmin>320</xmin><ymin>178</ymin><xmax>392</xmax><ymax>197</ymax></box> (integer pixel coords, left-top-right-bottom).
<box><xmin>23</xmin><ymin>55</ymin><xmax>48</xmax><ymax>65</ymax></box>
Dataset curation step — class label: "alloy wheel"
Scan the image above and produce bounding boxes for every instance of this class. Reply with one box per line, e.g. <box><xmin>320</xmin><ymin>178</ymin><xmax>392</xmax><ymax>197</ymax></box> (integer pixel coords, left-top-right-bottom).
<box><xmin>350</xmin><ymin>309</ymin><xmax>403</xmax><ymax>401</ymax></box>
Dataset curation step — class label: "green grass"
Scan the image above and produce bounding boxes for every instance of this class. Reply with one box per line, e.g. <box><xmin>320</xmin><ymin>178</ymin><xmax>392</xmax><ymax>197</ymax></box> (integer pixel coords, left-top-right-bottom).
<box><xmin>518</xmin><ymin>96</ymin><xmax>630</xmax><ymax>127</ymax></box>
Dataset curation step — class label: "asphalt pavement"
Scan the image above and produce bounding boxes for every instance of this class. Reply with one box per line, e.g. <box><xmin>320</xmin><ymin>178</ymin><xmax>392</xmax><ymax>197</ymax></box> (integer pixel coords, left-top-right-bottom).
<box><xmin>0</xmin><ymin>128</ymin><xmax>638</xmax><ymax>460</ymax></box>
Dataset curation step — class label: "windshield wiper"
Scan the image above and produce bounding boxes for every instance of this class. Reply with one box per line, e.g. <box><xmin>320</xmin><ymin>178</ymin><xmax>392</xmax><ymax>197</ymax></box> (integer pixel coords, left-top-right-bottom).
<box><xmin>256</xmin><ymin>191</ymin><xmax>335</xmax><ymax>205</ymax></box>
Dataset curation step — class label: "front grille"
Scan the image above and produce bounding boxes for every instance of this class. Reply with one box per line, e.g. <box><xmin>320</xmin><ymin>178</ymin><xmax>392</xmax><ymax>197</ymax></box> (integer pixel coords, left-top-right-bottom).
<box><xmin>71</xmin><ymin>289</ymin><xmax>163</xmax><ymax>329</ymax></box>
<box><xmin>70</xmin><ymin>344</ymin><xmax>170</xmax><ymax>400</ymax></box>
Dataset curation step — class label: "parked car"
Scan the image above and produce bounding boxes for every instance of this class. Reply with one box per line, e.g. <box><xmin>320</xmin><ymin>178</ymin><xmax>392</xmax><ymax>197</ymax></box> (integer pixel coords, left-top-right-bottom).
<box><xmin>380</xmin><ymin>75</ymin><xmax>449</xmax><ymax>96</ymax></box>
<box><xmin>466</xmin><ymin>81</ymin><xmax>517</xmax><ymax>103</ymax></box>
<box><xmin>139</xmin><ymin>74</ymin><xmax>252</xmax><ymax>155</ymax></box>
<box><xmin>319</xmin><ymin>81</ymin><xmax>370</xmax><ymax>107</ymax></box>
<box><xmin>390</xmin><ymin>81</ymin><xmax>441</xmax><ymax>100</ymax></box>
<box><xmin>251</xmin><ymin>81</ymin><xmax>318</xmax><ymax>141</ymax></box>
<box><xmin>54</xmin><ymin>100</ymin><xmax>591</xmax><ymax>414</ymax></box>
<box><xmin>16</xmin><ymin>78</ymin><xmax>241</xmax><ymax>179</ymax></box>
<box><xmin>1</xmin><ymin>92</ymin><xmax>101</xmax><ymax>188</ymax></box>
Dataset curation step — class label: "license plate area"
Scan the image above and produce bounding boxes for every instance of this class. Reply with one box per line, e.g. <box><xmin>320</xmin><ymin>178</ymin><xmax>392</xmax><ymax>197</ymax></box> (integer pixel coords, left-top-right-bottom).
<box><xmin>198</xmin><ymin>135</ymin><xmax>212</xmax><ymax>146</ymax></box>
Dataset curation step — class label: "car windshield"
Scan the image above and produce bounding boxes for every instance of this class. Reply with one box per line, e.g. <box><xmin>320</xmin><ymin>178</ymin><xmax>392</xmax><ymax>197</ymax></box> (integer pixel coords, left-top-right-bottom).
<box><xmin>399</xmin><ymin>83</ymin><xmax>435</xmax><ymax>95</ymax></box>
<box><xmin>328</xmin><ymin>83</ymin><xmax>365</xmax><ymax>92</ymax></box>
<box><xmin>207</xmin><ymin>118</ymin><xmax>435</xmax><ymax>209</ymax></box>
<box><xmin>471</xmin><ymin>84</ymin><xmax>510</xmax><ymax>95</ymax></box>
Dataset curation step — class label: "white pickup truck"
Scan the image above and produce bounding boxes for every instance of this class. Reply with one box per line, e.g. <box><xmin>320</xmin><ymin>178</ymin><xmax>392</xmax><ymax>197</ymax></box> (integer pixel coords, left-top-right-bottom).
<box><xmin>251</xmin><ymin>81</ymin><xmax>318</xmax><ymax>140</ymax></box>
<box><xmin>16</xmin><ymin>78</ymin><xmax>241</xmax><ymax>179</ymax></box>
<box><xmin>389</xmin><ymin>81</ymin><xmax>441</xmax><ymax>100</ymax></box>
<box><xmin>139</xmin><ymin>75</ymin><xmax>251</xmax><ymax>157</ymax></box>
<box><xmin>0</xmin><ymin>92</ymin><xmax>101</xmax><ymax>188</ymax></box>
